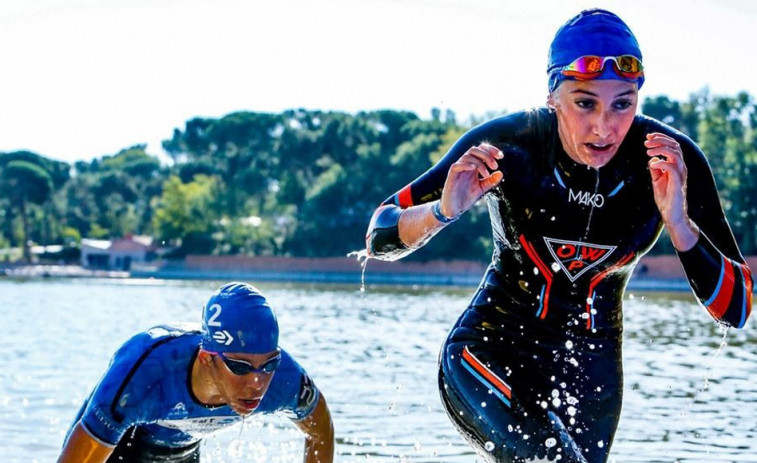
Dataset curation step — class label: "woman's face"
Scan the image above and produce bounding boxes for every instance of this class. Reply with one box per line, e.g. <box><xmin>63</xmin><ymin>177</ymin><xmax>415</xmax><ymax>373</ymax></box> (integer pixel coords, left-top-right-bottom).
<box><xmin>549</xmin><ymin>79</ymin><xmax>638</xmax><ymax>169</ymax></box>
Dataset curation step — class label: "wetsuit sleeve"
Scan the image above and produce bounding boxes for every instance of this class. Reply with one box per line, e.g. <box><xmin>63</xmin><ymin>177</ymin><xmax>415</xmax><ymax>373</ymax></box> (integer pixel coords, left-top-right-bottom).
<box><xmin>365</xmin><ymin>122</ymin><xmax>497</xmax><ymax>260</ymax></box>
<box><xmin>258</xmin><ymin>351</ymin><xmax>320</xmax><ymax>420</ymax></box>
<box><xmin>77</xmin><ymin>333</ymin><xmax>155</xmax><ymax>445</ymax></box>
<box><xmin>674</xmin><ymin>135</ymin><xmax>753</xmax><ymax>328</ymax></box>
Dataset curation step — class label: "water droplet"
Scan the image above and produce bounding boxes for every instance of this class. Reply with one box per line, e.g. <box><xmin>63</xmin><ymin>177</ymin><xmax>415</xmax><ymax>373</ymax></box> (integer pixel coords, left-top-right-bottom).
<box><xmin>586</xmin><ymin>297</ymin><xmax>593</xmax><ymax>304</ymax></box>
<box><xmin>540</xmin><ymin>401</ymin><xmax>548</xmax><ymax>409</ymax></box>
<box><xmin>565</xmin><ymin>340</ymin><xmax>574</xmax><ymax>350</ymax></box>
<box><xmin>484</xmin><ymin>441</ymin><xmax>495</xmax><ymax>452</ymax></box>
<box><xmin>551</xmin><ymin>263</ymin><xmax>561</xmax><ymax>272</ymax></box>
<box><xmin>481</xmin><ymin>401</ymin><xmax>487</xmax><ymax>408</ymax></box>
<box><xmin>597</xmin><ymin>440</ymin><xmax>605</xmax><ymax>448</ymax></box>
<box><xmin>552</xmin><ymin>398</ymin><xmax>562</xmax><ymax>408</ymax></box>
<box><xmin>545</xmin><ymin>437</ymin><xmax>557</xmax><ymax>448</ymax></box>
<box><xmin>551</xmin><ymin>389</ymin><xmax>560</xmax><ymax>398</ymax></box>
<box><xmin>533</xmin><ymin>267</ymin><xmax>540</xmax><ymax>275</ymax></box>
<box><xmin>567</xmin><ymin>406</ymin><xmax>577</xmax><ymax>416</ymax></box>
<box><xmin>483</xmin><ymin>336</ymin><xmax>489</xmax><ymax>342</ymax></box>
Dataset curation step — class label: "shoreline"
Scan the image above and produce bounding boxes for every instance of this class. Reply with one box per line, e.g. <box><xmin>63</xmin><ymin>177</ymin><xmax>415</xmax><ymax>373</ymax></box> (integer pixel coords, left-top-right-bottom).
<box><xmin>0</xmin><ymin>254</ymin><xmax>719</xmax><ymax>292</ymax></box>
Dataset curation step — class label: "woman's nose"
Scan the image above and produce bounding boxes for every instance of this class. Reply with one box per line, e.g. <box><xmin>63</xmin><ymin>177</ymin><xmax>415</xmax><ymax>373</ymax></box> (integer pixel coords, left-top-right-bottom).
<box><xmin>592</xmin><ymin>111</ymin><xmax>612</xmax><ymax>138</ymax></box>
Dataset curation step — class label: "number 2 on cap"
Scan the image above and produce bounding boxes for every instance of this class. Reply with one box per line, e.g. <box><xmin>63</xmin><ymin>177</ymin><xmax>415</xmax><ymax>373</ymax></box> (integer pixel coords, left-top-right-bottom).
<box><xmin>207</xmin><ymin>303</ymin><xmax>223</xmax><ymax>326</ymax></box>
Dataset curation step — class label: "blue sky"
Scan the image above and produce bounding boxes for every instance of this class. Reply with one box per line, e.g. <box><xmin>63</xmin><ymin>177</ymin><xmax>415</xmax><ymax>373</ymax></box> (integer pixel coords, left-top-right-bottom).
<box><xmin>2</xmin><ymin>0</ymin><xmax>756</xmax><ymax>163</ymax></box>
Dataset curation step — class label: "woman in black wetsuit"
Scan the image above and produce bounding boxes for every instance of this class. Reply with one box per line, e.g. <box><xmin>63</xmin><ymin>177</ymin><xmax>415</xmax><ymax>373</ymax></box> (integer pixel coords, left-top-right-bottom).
<box><xmin>364</xmin><ymin>9</ymin><xmax>752</xmax><ymax>463</ymax></box>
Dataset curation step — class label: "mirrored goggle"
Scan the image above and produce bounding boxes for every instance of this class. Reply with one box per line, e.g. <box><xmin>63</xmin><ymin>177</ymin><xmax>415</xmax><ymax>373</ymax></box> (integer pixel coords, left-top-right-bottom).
<box><xmin>212</xmin><ymin>351</ymin><xmax>281</xmax><ymax>375</ymax></box>
<box><xmin>560</xmin><ymin>55</ymin><xmax>644</xmax><ymax>80</ymax></box>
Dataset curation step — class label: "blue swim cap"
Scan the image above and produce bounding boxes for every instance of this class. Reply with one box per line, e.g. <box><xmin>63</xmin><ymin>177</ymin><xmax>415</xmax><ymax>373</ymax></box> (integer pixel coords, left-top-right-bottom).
<box><xmin>547</xmin><ymin>9</ymin><xmax>644</xmax><ymax>92</ymax></box>
<box><xmin>200</xmin><ymin>282</ymin><xmax>279</xmax><ymax>354</ymax></box>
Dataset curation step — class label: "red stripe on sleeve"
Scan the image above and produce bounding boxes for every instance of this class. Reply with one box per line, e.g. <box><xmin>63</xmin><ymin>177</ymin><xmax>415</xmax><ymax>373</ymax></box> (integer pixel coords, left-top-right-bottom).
<box><xmin>708</xmin><ymin>258</ymin><xmax>736</xmax><ymax>320</ymax></box>
<box><xmin>397</xmin><ymin>185</ymin><xmax>413</xmax><ymax>208</ymax></box>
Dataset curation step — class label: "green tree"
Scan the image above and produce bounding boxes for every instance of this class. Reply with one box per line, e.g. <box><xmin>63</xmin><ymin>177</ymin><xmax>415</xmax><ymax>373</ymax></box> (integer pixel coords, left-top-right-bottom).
<box><xmin>152</xmin><ymin>175</ymin><xmax>221</xmax><ymax>255</ymax></box>
<box><xmin>695</xmin><ymin>92</ymin><xmax>757</xmax><ymax>253</ymax></box>
<box><xmin>0</xmin><ymin>160</ymin><xmax>54</xmax><ymax>262</ymax></box>
<box><xmin>641</xmin><ymin>94</ymin><xmax>698</xmax><ymax>137</ymax></box>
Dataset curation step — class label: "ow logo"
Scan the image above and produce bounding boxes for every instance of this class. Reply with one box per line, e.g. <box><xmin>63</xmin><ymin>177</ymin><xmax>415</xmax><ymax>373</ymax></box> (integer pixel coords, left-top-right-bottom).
<box><xmin>544</xmin><ymin>237</ymin><xmax>616</xmax><ymax>281</ymax></box>
<box><xmin>569</xmin><ymin>188</ymin><xmax>605</xmax><ymax>208</ymax></box>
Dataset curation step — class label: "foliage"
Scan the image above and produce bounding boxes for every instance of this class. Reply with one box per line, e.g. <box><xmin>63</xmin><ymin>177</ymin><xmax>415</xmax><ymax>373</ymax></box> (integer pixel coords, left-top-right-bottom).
<box><xmin>643</xmin><ymin>90</ymin><xmax>757</xmax><ymax>254</ymax></box>
<box><xmin>2</xmin><ymin>92</ymin><xmax>757</xmax><ymax>260</ymax></box>
<box><xmin>152</xmin><ymin>174</ymin><xmax>220</xmax><ymax>254</ymax></box>
<box><xmin>0</xmin><ymin>158</ymin><xmax>55</xmax><ymax>261</ymax></box>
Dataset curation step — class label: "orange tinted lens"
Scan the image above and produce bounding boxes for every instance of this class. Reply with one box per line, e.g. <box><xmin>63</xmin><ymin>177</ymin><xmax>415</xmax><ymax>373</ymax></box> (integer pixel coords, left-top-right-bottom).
<box><xmin>561</xmin><ymin>56</ymin><xmax>604</xmax><ymax>77</ymax></box>
<box><xmin>616</xmin><ymin>55</ymin><xmax>642</xmax><ymax>73</ymax></box>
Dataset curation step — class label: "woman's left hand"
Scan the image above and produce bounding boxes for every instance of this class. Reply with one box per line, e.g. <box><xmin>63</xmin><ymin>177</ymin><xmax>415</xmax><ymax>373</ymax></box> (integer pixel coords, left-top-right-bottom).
<box><xmin>645</xmin><ymin>132</ymin><xmax>699</xmax><ymax>250</ymax></box>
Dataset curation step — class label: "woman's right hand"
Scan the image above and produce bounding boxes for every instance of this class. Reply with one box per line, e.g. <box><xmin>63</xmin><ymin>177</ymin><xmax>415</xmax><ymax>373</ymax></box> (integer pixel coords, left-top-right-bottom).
<box><xmin>439</xmin><ymin>143</ymin><xmax>504</xmax><ymax>218</ymax></box>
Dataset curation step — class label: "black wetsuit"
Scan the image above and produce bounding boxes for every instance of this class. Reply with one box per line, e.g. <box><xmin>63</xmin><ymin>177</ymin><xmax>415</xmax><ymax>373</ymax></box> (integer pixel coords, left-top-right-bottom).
<box><xmin>366</xmin><ymin>108</ymin><xmax>752</xmax><ymax>462</ymax></box>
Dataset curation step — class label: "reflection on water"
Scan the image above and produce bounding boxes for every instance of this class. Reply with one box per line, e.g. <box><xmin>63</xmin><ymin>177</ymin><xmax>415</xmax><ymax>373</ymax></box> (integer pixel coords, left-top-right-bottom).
<box><xmin>0</xmin><ymin>279</ymin><xmax>754</xmax><ymax>462</ymax></box>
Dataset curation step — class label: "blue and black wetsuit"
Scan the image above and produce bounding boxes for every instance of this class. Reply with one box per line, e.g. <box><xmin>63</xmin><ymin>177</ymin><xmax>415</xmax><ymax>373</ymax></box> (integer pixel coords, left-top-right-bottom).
<box><xmin>366</xmin><ymin>108</ymin><xmax>752</xmax><ymax>462</ymax></box>
<box><xmin>64</xmin><ymin>324</ymin><xmax>319</xmax><ymax>463</ymax></box>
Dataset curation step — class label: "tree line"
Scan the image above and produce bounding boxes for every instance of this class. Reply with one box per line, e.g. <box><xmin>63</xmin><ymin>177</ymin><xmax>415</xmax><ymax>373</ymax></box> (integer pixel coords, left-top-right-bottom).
<box><xmin>1</xmin><ymin>90</ymin><xmax>756</xmax><ymax>263</ymax></box>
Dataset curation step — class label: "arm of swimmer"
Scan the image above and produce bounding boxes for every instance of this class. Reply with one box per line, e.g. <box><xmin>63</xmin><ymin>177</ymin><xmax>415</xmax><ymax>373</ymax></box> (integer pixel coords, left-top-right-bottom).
<box><xmin>293</xmin><ymin>393</ymin><xmax>334</xmax><ymax>463</ymax></box>
<box><xmin>397</xmin><ymin>142</ymin><xmax>504</xmax><ymax>247</ymax></box>
<box><xmin>661</xmin><ymin>213</ymin><xmax>699</xmax><ymax>252</ymax></box>
<box><xmin>647</xmin><ymin>132</ymin><xmax>753</xmax><ymax>328</ymax></box>
<box><xmin>57</xmin><ymin>422</ymin><xmax>114</xmax><ymax>463</ymax></box>
<box><xmin>397</xmin><ymin>202</ymin><xmax>450</xmax><ymax>249</ymax></box>
<box><xmin>367</xmin><ymin>143</ymin><xmax>504</xmax><ymax>259</ymax></box>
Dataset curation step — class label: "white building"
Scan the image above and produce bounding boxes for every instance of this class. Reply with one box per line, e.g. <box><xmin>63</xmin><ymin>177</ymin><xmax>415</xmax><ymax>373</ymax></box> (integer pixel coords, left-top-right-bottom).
<box><xmin>81</xmin><ymin>236</ymin><xmax>156</xmax><ymax>270</ymax></box>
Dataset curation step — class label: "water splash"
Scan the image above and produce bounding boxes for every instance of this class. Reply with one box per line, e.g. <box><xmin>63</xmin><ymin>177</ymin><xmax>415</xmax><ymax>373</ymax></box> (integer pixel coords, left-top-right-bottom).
<box><xmin>347</xmin><ymin>249</ymin><xmax>371</xmax><ymax>295</ymax></box>
<box><xmin>680</xmin><ymin>325</ymin><xmax>730</xmax><ymax>421</ymax></box>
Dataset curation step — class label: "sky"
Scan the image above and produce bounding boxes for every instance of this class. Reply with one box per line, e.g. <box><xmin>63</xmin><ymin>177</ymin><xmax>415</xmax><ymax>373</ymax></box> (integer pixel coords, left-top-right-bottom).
<box><xmin>2</xmin><ymin>0</ymin><xmax>757</xmax><ymax>163</ymax></box>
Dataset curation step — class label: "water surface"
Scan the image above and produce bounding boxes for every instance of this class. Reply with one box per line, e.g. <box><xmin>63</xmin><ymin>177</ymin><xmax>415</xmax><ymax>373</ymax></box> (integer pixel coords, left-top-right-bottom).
<box><xmin>0</xmin><ymin>278</ymin><xmax>754</xmax><ymax>462</ymax></box>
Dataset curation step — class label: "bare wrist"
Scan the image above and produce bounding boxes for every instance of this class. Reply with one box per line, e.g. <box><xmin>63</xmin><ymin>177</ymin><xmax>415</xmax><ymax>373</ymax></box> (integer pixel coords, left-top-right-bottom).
<box><xmin>666</xmin><ymin>218</ymin><xmax>699</xmax><ymax>251</ymax></box>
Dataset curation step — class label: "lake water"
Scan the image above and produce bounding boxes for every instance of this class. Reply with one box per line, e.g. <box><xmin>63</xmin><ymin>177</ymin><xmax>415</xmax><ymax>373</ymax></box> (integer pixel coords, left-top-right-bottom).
<box><xmin>0</xmin><ymin>277</ymin><xmax>754</xmax><ymax>462</ymax></box>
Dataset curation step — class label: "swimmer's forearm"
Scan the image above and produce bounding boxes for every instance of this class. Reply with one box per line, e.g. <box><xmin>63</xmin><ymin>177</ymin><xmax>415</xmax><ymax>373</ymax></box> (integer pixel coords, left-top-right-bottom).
<box><xmin>298</xmin><ymin>395</ymin><xmax>334</xmax><ymax>463</ymax></box>
<box><xmin>366</xmin><ymin>201</ymin><xmax>453</xmax><ymax>260</ymax></box>
<box><xmin>664</xmin><ymin>216</ymin><xmax>699</xmax><ymax>252</ymax></box>
<box><xmin>676</xmin><ymin>231</ymin><xmax>753</xmax><ymax>328</ymax></box>
<box><xmin>398</xmin><ymin>201</ymin><xmax>450</xmax><ymax>248</ymax></box>
<box><xmin>57</xmin><ymin>423</ymin><xmax>114</xmax><ymax>463</ymax></box>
